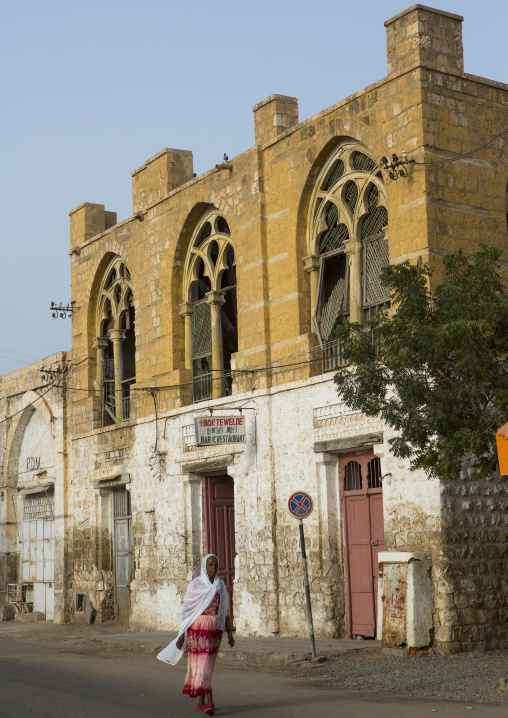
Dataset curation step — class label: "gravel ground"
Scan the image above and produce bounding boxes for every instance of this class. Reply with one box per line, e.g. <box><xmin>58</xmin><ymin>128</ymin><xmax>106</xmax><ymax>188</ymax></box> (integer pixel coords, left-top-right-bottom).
<box><xmin>276</xmin><ymin>648</ymin><xmax>508</xmax><ymax>706</ymax></box>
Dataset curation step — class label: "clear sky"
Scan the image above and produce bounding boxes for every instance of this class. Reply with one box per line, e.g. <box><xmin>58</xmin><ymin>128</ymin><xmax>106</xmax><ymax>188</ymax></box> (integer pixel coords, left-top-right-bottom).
<box><xmin>1</xmin><ymin>0</ymin><xmax>507</xmax><ymax>376</ymax></box>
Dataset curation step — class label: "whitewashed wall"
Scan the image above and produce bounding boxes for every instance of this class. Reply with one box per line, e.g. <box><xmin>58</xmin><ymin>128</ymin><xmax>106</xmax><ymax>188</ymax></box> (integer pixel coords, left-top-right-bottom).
<box><xmin>70</xmin><ymin>370</ymin><xmax>444</xmax><ymax>638</ymax></box>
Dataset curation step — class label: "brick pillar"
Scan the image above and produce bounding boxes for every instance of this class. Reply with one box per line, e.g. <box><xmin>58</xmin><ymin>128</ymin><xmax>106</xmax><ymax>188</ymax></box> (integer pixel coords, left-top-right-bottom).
<box><xmin>385</xmin><ymin>5</ymin><xmax>464</xmax><ymax>76</ymax></box>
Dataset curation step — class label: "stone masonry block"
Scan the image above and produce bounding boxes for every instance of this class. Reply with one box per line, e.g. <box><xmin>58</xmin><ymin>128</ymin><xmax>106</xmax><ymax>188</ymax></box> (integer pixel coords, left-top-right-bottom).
<box><xmin>132</xmin><ymin>148</ymin><xmax>193</xmax><ymax>213</ymax></box>
<box><xmin>253</xmin><ymin>95</ymin><xmax>299</xmax><ymax>146</ymax></box>
<box><xmin>385</xmin><ymin>5</ymin><xmax>464</xmax><ymax>77</ymax></box>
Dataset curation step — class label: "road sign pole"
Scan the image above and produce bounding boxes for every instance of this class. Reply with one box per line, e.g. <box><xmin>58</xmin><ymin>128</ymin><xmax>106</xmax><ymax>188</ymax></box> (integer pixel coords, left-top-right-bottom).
<box><xmin>299</xmin><ymin>519</ymin><xmax>316</xmax><ymax>659</ymax></box>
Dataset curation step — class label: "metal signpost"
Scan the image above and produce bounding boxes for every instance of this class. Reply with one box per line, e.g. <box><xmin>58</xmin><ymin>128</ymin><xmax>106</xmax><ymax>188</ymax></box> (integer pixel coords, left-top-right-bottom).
<box><xmin>288</xmin><ymin>491</ymin><xmax>316</xmax><ymax>658</ymax></box>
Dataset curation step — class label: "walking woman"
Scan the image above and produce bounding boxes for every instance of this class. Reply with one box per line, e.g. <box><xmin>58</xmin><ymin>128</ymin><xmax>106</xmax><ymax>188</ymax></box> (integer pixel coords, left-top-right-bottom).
<box><xmin>157</xmin><ymin>554</ymin><xmax>235</xmax><ymax>715</ymax></box>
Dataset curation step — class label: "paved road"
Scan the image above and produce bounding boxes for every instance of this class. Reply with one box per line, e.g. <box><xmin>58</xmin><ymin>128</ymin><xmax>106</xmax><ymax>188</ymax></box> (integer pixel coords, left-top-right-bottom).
<box><xmin>0</xmin><ymin>637</ymin><xmax>506</xmax><ymax>718</ymax></box>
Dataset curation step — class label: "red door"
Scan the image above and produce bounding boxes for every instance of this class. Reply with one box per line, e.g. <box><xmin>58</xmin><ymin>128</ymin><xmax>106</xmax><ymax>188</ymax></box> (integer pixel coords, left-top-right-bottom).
<box><xmin>203</xmin><ymin>474</ymin><xmax>236</xmax><ymax>624</ymax></box>
<box><xmin>342</xmin><ymin>451</ymin><xmax>386</xmax><ymax>637</ymax></box>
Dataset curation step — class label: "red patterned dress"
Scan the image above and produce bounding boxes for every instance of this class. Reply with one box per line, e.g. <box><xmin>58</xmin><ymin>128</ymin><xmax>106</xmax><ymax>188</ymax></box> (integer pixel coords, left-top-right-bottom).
<box><xmin>182</xmin><ymin>592</ymin><xmax>223</xmax><ymax>698</ymax></box>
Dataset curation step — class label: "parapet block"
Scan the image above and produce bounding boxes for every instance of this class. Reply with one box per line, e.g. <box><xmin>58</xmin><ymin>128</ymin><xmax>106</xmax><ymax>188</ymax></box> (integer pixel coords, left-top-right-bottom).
<box><xmin>253</xmin><ymin>94</ymin><xmax>299</xmax><ymax>146</ymax></box>
<box><xmin>131</xmin><ymin>148</ymin><xmax>193</xmax><ymax>214</ymax></box>
<box><xmin>385</xmin><ymin>4</ymin><xmax>464</xmax><ymax>77</ymax></box>
<box><xmin>69</xmin><ymin>203</ymin><xmax>117</xmax><ymax>251</ymax></box>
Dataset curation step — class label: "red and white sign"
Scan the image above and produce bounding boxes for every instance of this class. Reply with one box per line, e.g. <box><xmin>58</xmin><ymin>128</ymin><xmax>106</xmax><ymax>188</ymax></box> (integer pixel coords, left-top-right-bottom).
<box><xmin>194</xmin><ymin>415</ymin><xmax>246</xmax><ymax>445</ymax></box>
<box><xmin>288</xmin><ymin>491</ymin><xmax>314</xmax><ymax>519</ymax></box>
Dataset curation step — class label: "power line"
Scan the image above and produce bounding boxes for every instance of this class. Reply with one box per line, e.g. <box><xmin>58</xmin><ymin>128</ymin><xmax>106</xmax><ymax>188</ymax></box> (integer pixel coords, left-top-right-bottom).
<box><xmin>412</xmin><ymin>127</ymin><xmax>508</xmax><ymax>166</ymax></box>
<box><xmin>60</xmin><ymin>350</ymin><xmax>332</xmax><ymax>396</ymax></box>
<box><xmin>0</xmin><ymin>385</ymin><xmax>53</xmax><ymax>426</ymax></box>
<box><xmin>0</xmin><ymin>346</ymin><xmax>40</xmax><ymax>361</ymax></box>
<box><xmin>0</xmin><ymin>354</ymin><xmax>32</xmax><ymax>366</ymax></box>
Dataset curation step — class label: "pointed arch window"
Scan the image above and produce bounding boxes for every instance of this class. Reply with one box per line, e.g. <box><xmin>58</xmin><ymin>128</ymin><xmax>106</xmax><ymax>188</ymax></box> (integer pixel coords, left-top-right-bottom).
<box><xmin>306</xmin><ymin>143</ymin><xmax>389</xmax><ymax>370</ymax></box>
<box><xmin>181</xmin><ymin>210</ymin><xmax>237</xmax><ymax>401</ymax></box>
<box><xmin>95</xmin><ymin>257</ymin><xmax>135</xmax><ymax>426</ymax></box>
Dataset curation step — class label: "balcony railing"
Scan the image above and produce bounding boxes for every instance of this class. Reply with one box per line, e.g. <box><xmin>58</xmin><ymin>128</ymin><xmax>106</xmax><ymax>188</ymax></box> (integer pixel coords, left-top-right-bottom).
<box><xmin>322</xmin><ymin>339</ymin><xmax>348</xmax><ymax>372</ymax></box>
<box><xmin>122</xmin><ymin>395</ymin><xmax>130</xmax><ymax>421</ymax></box>
<box><xmin>100</xmin><ymin>377</ymin><xmax>135</xmax><ymax>426</ymax></box>
<box><xmin>193</xmin><ymin>372</ymin><xmax>213</xmax><ymax>402</ymax></box>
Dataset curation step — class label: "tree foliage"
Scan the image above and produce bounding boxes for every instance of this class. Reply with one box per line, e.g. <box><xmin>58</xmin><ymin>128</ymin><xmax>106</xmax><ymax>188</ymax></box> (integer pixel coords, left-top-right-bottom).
<box><xmin>334</xmin><ymin>245</ymin><xmax>508</xmax><ymax>481</ymax></box>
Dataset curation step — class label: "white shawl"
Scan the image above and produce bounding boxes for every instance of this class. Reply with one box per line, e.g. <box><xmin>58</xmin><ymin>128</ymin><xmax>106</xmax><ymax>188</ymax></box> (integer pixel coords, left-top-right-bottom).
<box><xmin>157</xmin><ymin>553</ymin><xmax>228</xmax><ymax>666</ymax></box>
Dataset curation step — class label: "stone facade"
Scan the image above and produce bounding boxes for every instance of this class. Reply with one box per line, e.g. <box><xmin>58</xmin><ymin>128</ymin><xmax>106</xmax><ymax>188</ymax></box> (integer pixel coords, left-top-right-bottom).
<box><xmin>0</xmin><ymin>353</ymin><xmax>69</xmax><ymax>622</ymax></box>
<box><xmin>1</xmin><ymin>5</ymin><xmax>508</xmax><ymax>653</ymax></box>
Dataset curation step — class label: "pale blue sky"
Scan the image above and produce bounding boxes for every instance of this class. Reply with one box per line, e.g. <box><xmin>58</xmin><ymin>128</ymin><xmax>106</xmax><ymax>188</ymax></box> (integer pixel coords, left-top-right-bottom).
<box><xmin>1</xmin><ymin>0</ymin><xmax>507</xmax><ymax>376</ymax></box>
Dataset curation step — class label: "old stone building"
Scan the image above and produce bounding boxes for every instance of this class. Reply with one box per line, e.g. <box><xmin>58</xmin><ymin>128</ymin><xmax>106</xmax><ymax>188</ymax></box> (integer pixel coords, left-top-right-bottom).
<box><xmin>0</xmin><ymin>354</ymin><xmax>69</xmax><ymax>623</ymax></box>
<box><xmin>2</xmin><ymin>5</ymin><xmax>508</xmax><ymax>654</ymax></box>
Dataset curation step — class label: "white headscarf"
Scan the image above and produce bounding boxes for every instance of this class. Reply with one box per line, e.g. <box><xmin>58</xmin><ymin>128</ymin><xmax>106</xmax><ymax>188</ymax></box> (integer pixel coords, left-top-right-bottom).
<box><xmin>157</xmin><ymin>554</ymin><xmax>228</xmax><ymax>666</ymax></box>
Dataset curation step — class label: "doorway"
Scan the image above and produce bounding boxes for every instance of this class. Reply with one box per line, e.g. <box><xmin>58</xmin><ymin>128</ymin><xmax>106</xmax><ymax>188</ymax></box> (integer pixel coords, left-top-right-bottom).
<box><xmin>113</xmin><ymin>487</ymin><xmax>132</xmax><ymax>621</ymax></box>
<box><xmin>22</xmin><ymin>489</ymin><xmax>55</xmax><ymax>620</ymax></box>
<box><xmin>203</xmin><ymin>474</ymin><xmax>235</xmax><ymax>624</ymax></box>
<box><xmin>341</xmin><ymin>450</ymin><xmax>386</xmax><ymax>637</ymax></box>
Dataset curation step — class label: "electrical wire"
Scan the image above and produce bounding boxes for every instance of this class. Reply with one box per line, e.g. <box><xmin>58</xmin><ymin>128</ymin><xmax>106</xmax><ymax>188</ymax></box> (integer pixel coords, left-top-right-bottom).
<box><xmin>0</xmin><ymin>385</ymin><xmax>54</xmax><ymax>426</ymax></box>
<box><xmin>0</xmin><ymin>354</ymin><xmax>32</xmax><ymax>366</ymax></box>
<box><xmin>0</xmin><ymin>347</ymin><xmax>40</xmax><ymax>361</ymax></box>
<box><xmin>61</xmin><ymin>349</ymin><xmax>331</xmax><ymax>396</ymax></box>
<box><xmin>410</xmin><ymin>126</ymin><xmax>508</xmax><ymax>166</ymax></box>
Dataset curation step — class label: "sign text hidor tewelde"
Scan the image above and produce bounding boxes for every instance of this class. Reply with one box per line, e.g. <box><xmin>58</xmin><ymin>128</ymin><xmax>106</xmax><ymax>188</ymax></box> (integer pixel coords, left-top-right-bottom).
<box><xmin>194</xmin><ymin>416</ymin><xmax>246</xmax><ymax>445</ymax></box>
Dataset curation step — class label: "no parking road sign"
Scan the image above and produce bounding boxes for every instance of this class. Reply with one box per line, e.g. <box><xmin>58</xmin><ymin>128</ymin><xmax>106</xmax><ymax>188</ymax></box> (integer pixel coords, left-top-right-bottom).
<box><xmin>287</xmin><ymin>490</ymin><xmax>316</xmax><ymax>657</ymax></box>
<box><xmin>288</xmin><ymin>491</ymin><xmax>313</xmax><ymax>520</ymax></box>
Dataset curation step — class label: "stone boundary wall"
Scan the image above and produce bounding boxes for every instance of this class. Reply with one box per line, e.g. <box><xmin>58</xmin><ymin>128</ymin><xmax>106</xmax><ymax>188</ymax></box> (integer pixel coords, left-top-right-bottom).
<box><xmin>433</xmin><ymin>469</ymin><xmax>508</xmax><ymax>653</ymax></box>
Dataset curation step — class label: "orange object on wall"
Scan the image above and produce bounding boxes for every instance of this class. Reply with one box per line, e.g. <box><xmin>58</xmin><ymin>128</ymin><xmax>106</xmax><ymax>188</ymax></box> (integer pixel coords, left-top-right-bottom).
<box><xmin>496</xmin><ymin>422</ymin><xmax>508</xmax><ymax>475</ymax></box>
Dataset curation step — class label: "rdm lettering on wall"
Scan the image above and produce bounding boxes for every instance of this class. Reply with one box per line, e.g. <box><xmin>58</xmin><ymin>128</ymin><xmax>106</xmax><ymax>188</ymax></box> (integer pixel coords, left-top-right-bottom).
<box><xmin>26</xmin><ymin>456</ymin><xmax>41</xmax><ymax>471</ymax></box>
<box><xmin>194</xmin><ymin>416</ymin><xmax>246</xmax><ymax>445</ymax></box>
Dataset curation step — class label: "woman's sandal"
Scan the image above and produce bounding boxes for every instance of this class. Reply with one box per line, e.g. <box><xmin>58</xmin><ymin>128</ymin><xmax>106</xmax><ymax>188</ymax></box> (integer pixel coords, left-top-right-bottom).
<box><xmin>196</xmin><ymin>705</ymin><xmax>207</xmax><ymax>712</ymax></box>
<box><xmin>204</xmin><ymin>704</ymin><xmax>215</xmax><ymax>715</ymax></box>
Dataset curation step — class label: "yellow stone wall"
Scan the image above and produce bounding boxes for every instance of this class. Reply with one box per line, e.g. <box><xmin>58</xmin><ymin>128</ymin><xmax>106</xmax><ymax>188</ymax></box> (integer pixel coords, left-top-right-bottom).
<box><xmin>68</xmin><ymin>4</ymin><xmax>508</xmax><ymax>433</ymax></box>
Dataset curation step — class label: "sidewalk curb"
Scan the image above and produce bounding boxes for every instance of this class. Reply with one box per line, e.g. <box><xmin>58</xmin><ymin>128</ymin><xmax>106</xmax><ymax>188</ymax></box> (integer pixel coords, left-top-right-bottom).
<box><xmin>0</xmin><ymin>624</ymin><xmax>379</xmax><ymax>666</ymax></box>
<box><xmin>88</xmin><ymin>638</ymin><xmax>340</xmax><ymax>665</ymax></box>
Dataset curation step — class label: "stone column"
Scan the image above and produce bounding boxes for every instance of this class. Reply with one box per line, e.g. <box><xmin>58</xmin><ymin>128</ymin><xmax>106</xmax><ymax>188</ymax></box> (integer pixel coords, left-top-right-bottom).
<box><xmin>343</xmin><ymin>238</ymin><xmax>362</xmax><ymax>324</ymax></box>
<box><xmin>206</xmin><ymin>290</ymin><xmax>225</xmax><ymax>399</ymax></box>
<box><xmin>92</xmin><ymin>337</ymin><xmax>109</xmax><ymax>391</ymax></box>
<box><xmin>108</xmin><ymin>328</ymin><xmax>126</xmax><ymax>420</ymax></box>
<box><xmin>178</xmin><ymin>302</ymin><xmax>194</xmax><ymax>371</ymax></box>
<box><xmin>303</xmin><ymin>255</ymin><xmax>320</xmax><ymax>326</ymax></box>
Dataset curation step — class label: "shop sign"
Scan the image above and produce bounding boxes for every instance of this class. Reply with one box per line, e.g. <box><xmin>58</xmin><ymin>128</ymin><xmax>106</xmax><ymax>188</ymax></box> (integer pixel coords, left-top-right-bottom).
<box><xmin>194</xmin><ymin>416</ymin><xmax>246</xmax><ymax>445</ymax></box>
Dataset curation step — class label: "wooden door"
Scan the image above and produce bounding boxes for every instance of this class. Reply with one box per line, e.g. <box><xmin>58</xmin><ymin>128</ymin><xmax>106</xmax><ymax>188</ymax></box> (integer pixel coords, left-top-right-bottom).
<box><xmin>113</xmin><ymin>488</ymin><xmax>132</xmax><ymax>622</ymax></box>
<box><xmin>342</xmin><ymin>451</ymin><xmax>386</xmax><ymax>637</ymax></box>
<box><xmin>203</xmin><ymin>474</ymin><xmax>235</xmax><ymax>623</ymax></box>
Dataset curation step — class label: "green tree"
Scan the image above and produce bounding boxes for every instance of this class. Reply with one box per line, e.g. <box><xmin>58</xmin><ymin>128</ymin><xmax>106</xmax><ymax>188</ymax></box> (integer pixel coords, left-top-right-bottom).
<box><xmin>334</xmin><ymin>244</ymin><xmax>508</xmax><ymax>481</ymax></box>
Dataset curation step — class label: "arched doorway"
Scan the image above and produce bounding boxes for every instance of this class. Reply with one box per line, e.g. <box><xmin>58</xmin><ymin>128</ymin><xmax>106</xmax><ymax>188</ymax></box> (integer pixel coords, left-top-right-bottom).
<box><xmin>341</xmin><ymin>450</ymin><xmax>387</xmax><ymax>637</ymax></box>
<box><xmin>10</xmin><ymin>404</ymin><xmax>57</xmax><ymax>621</ymax></box>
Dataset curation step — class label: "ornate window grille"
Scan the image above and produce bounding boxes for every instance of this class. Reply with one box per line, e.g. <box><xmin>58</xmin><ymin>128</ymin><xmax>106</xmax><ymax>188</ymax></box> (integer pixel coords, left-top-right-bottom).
<box><xmin>183</xmin><ymin>210</ymin><xmax>237</xmax><ymax>402</ymax></box>
<box><xmin>95</xmin><ymin>257</ymin><xmax>135</xmax><ymax>426</ymax></box>
<box><xmin>308</xmin><ymin>143</ymin><xmax>389</xmax><ymax>372</ymax></box>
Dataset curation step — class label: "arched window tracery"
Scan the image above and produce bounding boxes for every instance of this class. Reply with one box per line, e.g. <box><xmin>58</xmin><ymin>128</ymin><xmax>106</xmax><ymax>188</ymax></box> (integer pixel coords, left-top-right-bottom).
<box><xmin>305</xmin><ymin>143</ymin><xmax>389</xmax><ymax>370</ymax></box>
<box><xmin>95</xmin><ymin>256</ymin><xmax>135</xmax><ymax>426</ymax></box>
<box><xmin>180</xmin><ymin>209</ymin><xmax>237</xmax><ymax>401</ymax></box>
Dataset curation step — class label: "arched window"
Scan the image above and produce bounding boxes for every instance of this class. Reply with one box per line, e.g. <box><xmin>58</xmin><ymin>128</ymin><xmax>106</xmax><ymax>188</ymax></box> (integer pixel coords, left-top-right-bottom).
<box><xmin>95</xmin><ymin>257</ymin><xmax>135</xmax><ymax>425</ymax></box>
<box><xmin>306</xmin><ymin>144</ymin><xmax>389</xmax><ymax>370</ymax></box>
<box><xmin>181</xmin><ymin>210</ymin><xmax>237</xmax><ymax>401</ymax></box>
